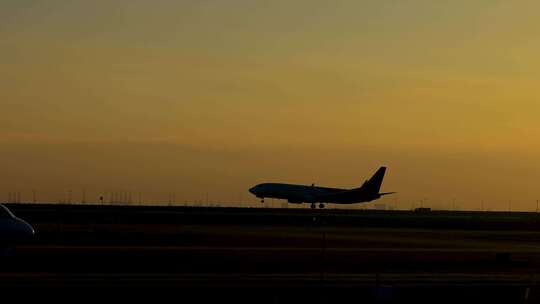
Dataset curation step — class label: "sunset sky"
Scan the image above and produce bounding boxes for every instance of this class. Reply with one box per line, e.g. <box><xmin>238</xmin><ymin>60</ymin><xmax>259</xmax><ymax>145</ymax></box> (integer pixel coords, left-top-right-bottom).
<box><xmin>2</xmin><ymin>1</ymin><xmax>540</xmax><ymax>210</ymax></box>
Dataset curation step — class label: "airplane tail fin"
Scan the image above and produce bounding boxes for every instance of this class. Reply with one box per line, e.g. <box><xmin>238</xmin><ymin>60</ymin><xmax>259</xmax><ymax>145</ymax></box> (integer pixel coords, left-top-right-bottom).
<box><xmin>361</xmin><ymin>166</ymin><xmax>387</xmax><ymax>194</ymax></box>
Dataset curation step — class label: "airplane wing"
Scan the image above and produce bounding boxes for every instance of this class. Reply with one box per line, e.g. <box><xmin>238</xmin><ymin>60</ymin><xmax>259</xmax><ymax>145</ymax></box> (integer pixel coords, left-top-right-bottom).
<box><xmin>314</xmin><ymin>189</ymin><xmax>358</xmax><ymax>202</ymax></box>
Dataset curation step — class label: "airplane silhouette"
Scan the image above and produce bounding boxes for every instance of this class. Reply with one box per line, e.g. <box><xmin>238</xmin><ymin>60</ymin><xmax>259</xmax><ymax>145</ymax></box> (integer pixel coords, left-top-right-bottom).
<box><xmin>249</xmin><ymin>167</ymin><xmax>394</xmax><ymax>209</ymax></box>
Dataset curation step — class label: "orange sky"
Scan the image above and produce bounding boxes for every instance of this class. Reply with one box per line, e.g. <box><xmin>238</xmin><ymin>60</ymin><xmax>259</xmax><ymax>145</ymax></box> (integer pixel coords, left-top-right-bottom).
<box><xmin>2</xmin><ymin>1</ymin><xmax>540</xmax><ymax>210</ymax></box>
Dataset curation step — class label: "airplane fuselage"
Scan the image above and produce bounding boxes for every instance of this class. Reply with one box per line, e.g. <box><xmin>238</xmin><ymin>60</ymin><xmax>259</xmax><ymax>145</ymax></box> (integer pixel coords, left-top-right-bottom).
<box><xmin>248</xmin><ymin>167</ymin><xmax>393</xmax><ymax>208</ymax></box>
<box><xmin>249</xmin><ymin>183</ymin><xmax>380</xmax><ymax>204</ymax></box>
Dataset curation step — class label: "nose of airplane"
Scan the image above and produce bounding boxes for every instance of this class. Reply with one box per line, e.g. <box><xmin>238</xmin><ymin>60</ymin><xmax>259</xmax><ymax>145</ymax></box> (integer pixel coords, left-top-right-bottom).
<box><xmin>22</xmin><ymin>220</ymin><xmax>35</xmax><ymax>237</ymax></box>
<box><xmin>15</xmin><ymin>218</ymin><xmax>35</xmax><ymax>238</ymax></box>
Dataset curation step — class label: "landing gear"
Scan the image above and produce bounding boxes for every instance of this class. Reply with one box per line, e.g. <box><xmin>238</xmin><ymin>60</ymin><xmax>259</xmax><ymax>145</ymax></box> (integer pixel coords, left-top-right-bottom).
<box><xmin>261</xmin><ymin>198</ymin><xmax>265</xmax><ymax>203</ymax></box>
<box><xmin>319</xmin><ymin>203</ymin><xmax>325</xmax><ymax>209</ymax></box>
<box><xmin>310</xmin><ymin>203</ymin><xmax>316</xmax><ymax>209</ymax></box>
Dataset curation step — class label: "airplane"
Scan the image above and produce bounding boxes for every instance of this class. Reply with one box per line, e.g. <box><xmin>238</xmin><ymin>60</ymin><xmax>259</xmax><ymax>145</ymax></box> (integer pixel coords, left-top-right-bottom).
<box><xmin>249</xmin><ymin>166</ymin><xmax>395</xmax><ymax>209</ymax></box>
<box><xmin>0</xmin><ymin>204</ymin><xmax>35</xmax><ymax>255</ymax></box>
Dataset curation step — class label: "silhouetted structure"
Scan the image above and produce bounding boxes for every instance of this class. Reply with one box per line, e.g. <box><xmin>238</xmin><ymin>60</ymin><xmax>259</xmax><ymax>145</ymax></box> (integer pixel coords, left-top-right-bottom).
<box><xmin>249</xmin><ymin>167</ymin><xmax>395</xmax><ymax>209</ymax></box>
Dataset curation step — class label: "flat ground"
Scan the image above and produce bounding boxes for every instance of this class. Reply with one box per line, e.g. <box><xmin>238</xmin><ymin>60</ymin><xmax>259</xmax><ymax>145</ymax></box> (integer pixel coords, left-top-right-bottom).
<box><xmin>3</xmin><ymin>204</ymin><xmax>540</xmax><ymax>303</ymax></box>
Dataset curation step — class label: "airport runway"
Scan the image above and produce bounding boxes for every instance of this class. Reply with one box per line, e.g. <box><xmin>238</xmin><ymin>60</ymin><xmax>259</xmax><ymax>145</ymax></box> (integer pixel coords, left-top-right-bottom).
<box><xmin>3</xmin><ymin>204</ymin><xmax>540</xmax><ymax>303</ymax></box>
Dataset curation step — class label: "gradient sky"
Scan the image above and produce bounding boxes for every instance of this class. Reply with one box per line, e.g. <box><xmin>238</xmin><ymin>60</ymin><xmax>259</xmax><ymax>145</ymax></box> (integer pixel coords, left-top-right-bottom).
<box><xmin>2</xmin><ymin>1</ymin><xmax>540</xmax><ymax>210</ymax></box>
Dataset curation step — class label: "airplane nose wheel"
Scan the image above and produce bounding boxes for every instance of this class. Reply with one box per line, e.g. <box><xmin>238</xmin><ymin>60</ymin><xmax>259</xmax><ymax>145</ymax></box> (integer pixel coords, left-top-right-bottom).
<box><xmin>319</xmin><ymin>203</ymin><xmax>325</xmax><ymax>209</ymax></box>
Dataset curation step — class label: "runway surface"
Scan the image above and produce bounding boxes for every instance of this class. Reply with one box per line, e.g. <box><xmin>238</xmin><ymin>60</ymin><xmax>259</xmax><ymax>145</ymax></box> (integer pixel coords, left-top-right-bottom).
<box><xmin>3</xmin><ymin>204</ymin><xmax>540</xmax><ymax>303</ymax></box>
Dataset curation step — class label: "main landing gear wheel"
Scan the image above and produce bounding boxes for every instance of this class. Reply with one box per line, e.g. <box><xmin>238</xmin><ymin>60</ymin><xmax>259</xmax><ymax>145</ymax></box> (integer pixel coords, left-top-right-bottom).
<box><xmin>310</xmin><ymin>203</ymin><xmax>316</xmax><ymax>209</ymax></box>
<box><xmin>261</xmin><ymin>198</ymin><xmax>265</xmax><ymax>203</ymax></box>
<box><xmin>319</xmin><ymin>203</ymin><xmax>325</xmax><ymax>209</ymax></box>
